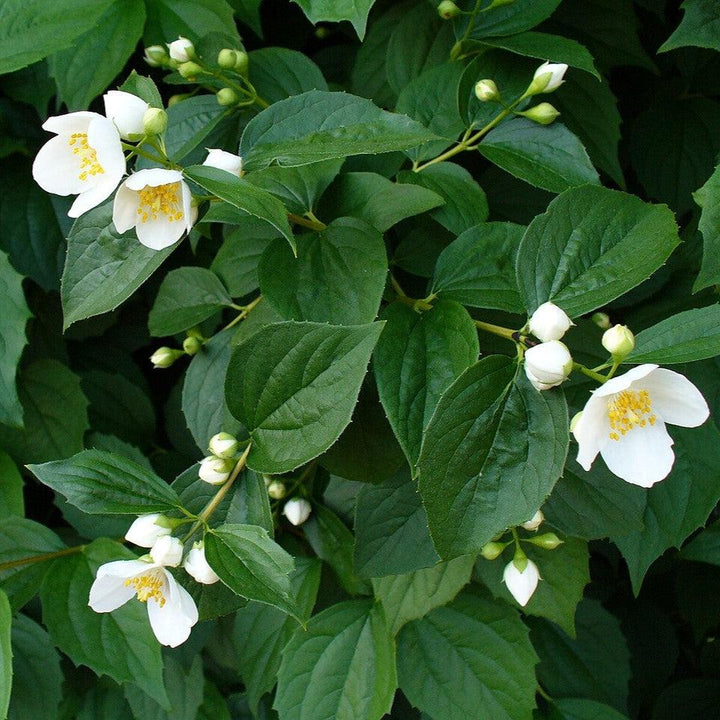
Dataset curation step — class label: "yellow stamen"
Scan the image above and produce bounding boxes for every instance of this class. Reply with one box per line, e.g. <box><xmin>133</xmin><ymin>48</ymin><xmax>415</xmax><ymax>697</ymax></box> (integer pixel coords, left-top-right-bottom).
<box><xmin>68</xmin><ymin>132</ymin><xmax>104</xmax><ymax>181</ymax></box>
<box><xmin>136</xmin><ymin>183</ymin><xmax>184</xmax><ymax>223</ymax></box>
<box><xmin>607</xmin><ymin>389</ymin><xmax>657</xmax><ymax>441</ymax></box>
<box><xmin>124</xmin><ymin>572</ymin><xmax>166</xmax><ymax>606</ymax></box>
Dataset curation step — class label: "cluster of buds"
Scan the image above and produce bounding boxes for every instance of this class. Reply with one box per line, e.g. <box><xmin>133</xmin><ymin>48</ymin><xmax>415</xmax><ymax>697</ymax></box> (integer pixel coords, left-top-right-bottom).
<box><xmin>524</xmin><ymin>302</ymin><xmax>574</xmax><ymax>391</ymax></box>
<box><xmin>263</xmin><ymin>475</ymin><xmax>313</xmax><ymax>526</ymax></box>
<box><xmin>199</xmin><ymin>432</ymin><xmax>240</xmax><ymax>485</ymax></box>
<box><xmin>150</xmin><ymin>329</ymin><xmax>207</xmax><ymax>369</ymax></box>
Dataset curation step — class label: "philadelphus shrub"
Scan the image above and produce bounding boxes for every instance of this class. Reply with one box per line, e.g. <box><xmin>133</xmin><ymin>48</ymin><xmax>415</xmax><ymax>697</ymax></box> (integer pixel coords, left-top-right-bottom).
<box><xmin>3</xmin><ymin>1</ymin><xmax>720</xmax><ymax>718</ymax></box>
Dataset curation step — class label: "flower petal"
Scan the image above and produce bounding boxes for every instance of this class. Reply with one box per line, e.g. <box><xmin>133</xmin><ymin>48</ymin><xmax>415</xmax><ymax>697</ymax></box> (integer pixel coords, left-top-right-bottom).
<box><xmin>180</xmin><ymin>180</ymin><xmax>196</xmax><ymax>233</ymax></box>
<box><xmin>113</xmin><ymin>182</ymin><xmax>140</xmax><ymax>233</ymax></box>
<box><xmin>640</xmin><ymin>368</ymin><xmax>710</xmax><ymax>428</ymax></box>
<box><xmin>146</xmin><ymin>571</ymin><xmax>198</xmax><ymax>647</ymax></box>
<box><xmin>68</xmin><ymin>175</ymin><xmax>122</xmax><ymax>218</ymax></box>
<box><xmin>136</xmin><ymin>215</ymin><xmax>185</xmax><ymax>250</ymax></box>
<box><xmin>32</xmin><ymin>135</ymin><xmax>87</xmax><ymax>195</ymax></box>
<box><xmin>573</xmin><ymin>393</ymin><xmax>608</xmax><ymax>471</ymax></box>
<box><xmin>125</xmin><ymin>168</ymin><xmax>183</xmax><ymax>190</ymax></box>
<box><xmin>42</xmin><ymin>111</ymin><xmax>99</xmax><ymax>135</ymax></box>
<box><xmin>88</xmin><ymin>572</ymin><xmax>136</xmax><ymax>612</ymax></box>
<box><xmin>87</xmin><ymin>116</ymin><xmax>126</xmax><ymax>182</ymax></box>
<box><xmin>599</xmin><ymin>418</ymin><xmax>675</xmax><ymax>487</ymax></box>
<box><xmin>593</xmin><ymin>364</ymin><xmax>659</xmax><ymax>398</ymax></box>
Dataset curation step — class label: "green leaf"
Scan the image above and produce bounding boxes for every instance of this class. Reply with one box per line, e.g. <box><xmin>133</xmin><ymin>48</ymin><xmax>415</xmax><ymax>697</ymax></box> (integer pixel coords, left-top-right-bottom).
<box><xmin>143</xmin><ymin>0</ymin><xmax>239</xmax><ymax>45</ymax></box>
<box><xmin>626</xmin><ymin>306</ymin><xmax>720</xmax><ymax>364</ymax></box>
<box><xmin>210</xmin><ymin>225</ymin><xmax>276</xmax><ymax>297</ymax></box>
<box><xmin>354</xmin><ymin>469</ymin><xmax>440</xmax><ymax>578</ymax></box>
<box><xmin>475</xmin><ymin>537</ymin><xmax>590</xmax><ymax>637</ymax></box>
<box><xmin>551</xmin><ymin>698</ymin><xmax>630</xmax><ymax>720</ymax></box>
<box><xmin>0</xmin><ymin>517</ymin><xmax>65</xmax><ymax>611</ymax></box>
<box><xmin>183</xmin><ymin>330</ymin><xmax>243</xmax><ymax>453</ymax></box>
<box><xmin>8</xmin><ymin>614</ymin><xmax>63</xmax><ymax>720</ymax></box>
<box><xmin>226</xmin><ymin>471</ymin><xmax>274</xmax><ymax>535</ymax></box>
<box><xmin>373</xmin><ymin>555</ymin><xmax>474</xmax><ymax>635</ymax></box>
<box><xmin>418</xmin><ymin>356</ymin><xmax>569</xmax><ymax>559</ymax></box>
<box><xmin>0</xmin><ymin>451</ymin><xmax>23</xmax><ymax>518</ymax></box>
<box><xmin>398</xmin><ymin>162</ymin><xmax>489</xmax><ymax>236</ymax></box>
<box><xmin>119</xmin><ymin>71</ymin><xmax>163</xmax><ymax>108</ymax></box>
<box><xmin>239</xmin><ymin>90</ymin><xmax>439</xmax><ymax>170</ymax></box>
<box><xmin>693</xmin><ymin>164</ymin><xmax>720</xmax><ymax>291</ymax></box>
<box><xmin>516</xmin><ymin>185</ymin><xmax>680</xmax><ymax>317</ymax></box>
<box><xmin>680</xmin><ymin>519</ymin><xmax>720</xmax><ymax>566</ymax></box>
<box><xmin>275</xmin><ymin>600</ymin><xmax>396</xmax><ymax>720</ymax></box>
<box><xmin>396</xmin><ymin>587</ymin><xmax>538</xmax><ymax>720</ymax></box>
<box><xmin>320</xmin><ymin>172</ymin><xmax>443</xmax><ymax>232</ymax></box>
<box><xmin>48</xmin><ymin>0</ymin><xmax>145</xmax><ymax>110</ymax></box>
<box><xmin>61</xmin><ymin>201</ymin><xmax>175</xmax><ymax>329</ymax></box>
<box><xmin>0</xmin><ymin>0</ymin><xmax>115</xmax><ymax>74</ymax></box>
<box><xmin>77</xmin><ymin>681</ymin><xmax>131</xmax><ymax>720</ymax></box>
<box><xmin>185</xmin><ymin>165</ymin><xmax>295</xmax><ymax>251</ymax></box>
<box><xmin>660</xmin><ymin>0</ymin><xmax>720</xmax><ymax>52</ymax></box>
<box><xmin>291</xmin><ymin>0</ymin><xmax>376</xmax><ymax>39</ymax></box>
<box><xmin>225</xmin><ymin>321</ymin><xmax>383</xmax><ymax>473</ymax></box>
<box><xmin>259</xmin><ymin>218</ymin><xmax>387</xmax><ymax>325</ymax></box>
<box><xmin>149</xmin><ymin>267</ymin><xmax>232</xmax><ymax>336</ymax></box>
<box><xmin>462</xmin><ymin>0</ymin><xmax>562</xmax><ymax>39</ymax></box>
<box><xmin>40</xmin><ymin>538</ymin><xmax>169</xmax><ymax>708</ymax></box>
<box><xmin>0</xmin><ymin>360</ymin><xmax>89</xmax><ymax>464</ymax></box>
<box><xmin>161</xmin><ymin>96</ymin><xmax>227</xmax><ymax>164</ymax></box>
<box><xmin>614</xmin><ymin>423</ymin><xmax>720</xmax><ymax>593</ymax></box>
<box><xmin>29</xmin><ymin>449</ymin><xmax>180</xmax><ymax>515</ymax></box>
<box><xmin>303</xmin><ymin>505</ymin><xmax>371</xmax><ymax>596</ymax></box>
<box><xmin>248</xmin><ymin>47</ymin><xmax>327</xmax><ymax>103</ymax></box>
<box><xmin>0</xmin><ymin>250</ymin><xmax>31</xmax><ymax>427</ymax></box>
<box><xmin>204</xmin><ymin>523</ymin><xmax>298</xmax><ymax>617</ymax></box>
<box><xmin>374</xmin><ymin>301</ymin><xmax>479</xmax><ymax>468</ymax></box>
<box><xmin>234</xmin><ymin>558</ymin><xmax>321</xmax><ymax>714</ymax></box>
<box><xmin>432</xmin><ymin>222</ymin><xmax>525</xmax><ymax>314</ymax></box>
<box><xmin>530</xmin><ymin>599</ymin><xmax>630</xmax><ymax>713</ymax></box>
<box><xmin>0</xmin><ymin>591</ymin><xmax>10</xmax><ymax>720</ymax></box>
<box><xmin>479</xmin><ymin>118</ymin><xmax>600</xmax><ymax>194</ymax></box>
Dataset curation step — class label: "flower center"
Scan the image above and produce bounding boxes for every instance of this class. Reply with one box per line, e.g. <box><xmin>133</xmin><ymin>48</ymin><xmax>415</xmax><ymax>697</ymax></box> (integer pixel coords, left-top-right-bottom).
<box><xmin>607</xmin><ymin>389</ymin><xmax>657</xmax><ymax>441</ymax></box>
<box><xmin>125</xmin><ymin>572</ymin><xmax>166</xmax><ymax>606</ymax></box>
<box><xmin>136</xmin><ymin>183</ymin><xmax>185</xmax><ymax>223</ymax></box>
<box><xmin>68</xmin><ymin>133</ymin><xmax>104</xmax><ymax>181</ymax></box>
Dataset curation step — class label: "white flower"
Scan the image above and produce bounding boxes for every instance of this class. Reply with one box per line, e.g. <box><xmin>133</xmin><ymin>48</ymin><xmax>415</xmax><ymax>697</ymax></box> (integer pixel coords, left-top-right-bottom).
<box><xmin>103</xmin><ymin>90</ymin><xmax>149</xmax><ymax>140</ymax></box>
<box><xmin>532</xmin><ymin>62</ymin><xmax>568</xmax><ymax>93</ymax></box>
<box><xmin>283</xmin><ymin>498</ymin><xmax>312</xmax><ymax>526</ymax></box>
<box><xmin>183</xmin><ymin>542</ymin><xmax>220</xmax><ymax>585</ymax></box>
<box><xmin>573</xmin><ymin>364</ymin><xmax>709</xmax><ymax>487</ymax></box>
<box><xmin>167</xmin><ymin>36</ymin><xmax>194</xmax><ymax>63</ymax></box>
<box><xmin>112</xmin><ymin>168</ymin><xmax>197</xmax><ymax>250</ymax></box>
<box><xmin>198</xmin><ymin>455</ymin><xmax>234</xmax><ymax>485</ymax></box>
<box><xmin>602</xmin><ymin>324</ymin><xmax>635</xmax><ymax>358</ymax></box>
<box><xmin>528</xmin><ymin>301</ymin><xmax>573</xmax><ymax>342</ymax></box>
<box><xmin>503</xmin><ymin>559</ymin><xmax>540</xmax><ymax>607</ymax></box>
<box><xmin>149</xmin><ymin>535</ymin><xmax>184</xmax><ymax>567</ymax></box>
<box><xmin>88</xmin><ymin>554</ymin><xmax>198</xmax><ymax>647</ymax></box>
<box><xmin>202</xmin><ymin>149</ymin><xmax>243</xmax><ymax>176</ymax></box>
<box><xmin>521</xmin><ymin>510</ymin><xmax>544</xmax><ymax>532</ymax></box>
<box><xmin>208</xmin><ymin>432</ymin><xmax>239</xmax><ymax>459</ymax></box>
<box><xmin>125</xmin><ymin>514</ymin><xmax>171</xmax><ymax>548</ymax></box>
<box><xmin>32</xmin><ymin>112</ymin><xmax>125</xmax><ymax>218</ymax></box>
<box><xmin>524</xmin><ymin>340</ymin><xmax>573</xmax><ymax>390</ymax></box>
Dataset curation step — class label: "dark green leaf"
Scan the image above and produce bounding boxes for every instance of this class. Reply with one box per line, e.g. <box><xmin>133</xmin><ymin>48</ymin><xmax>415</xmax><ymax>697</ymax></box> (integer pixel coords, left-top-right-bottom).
<box><xmin>551</xmin><ymin>698</ymin><xmax>630</xmax><ymax>720</ymax></box>
<box><xmin>161</xmin><ymin>96</ymin><xmax>227</xmax><ymax>164</ymax></box>
<box><xmin>680</xmin><ymin>519</ymin><xmax>720</xmax><ymax>566</ymax></box>
<box><xmin>143</xmin><ymin>0</ymin><xmax>239</xmax><ymax>45</ymax></box>
<box><xmin>0</xmin><ymin>591</ymin><xmax>9</xmax><ymax>720</ymax></box>
<box><xmin>659</xmin><ymin>0</ymin><xmax>720</xmax><ymax>53</ymax></box>
<box><xmin>119</xmin><ymin>71</ymin><xmax>163</xmax><ymax>108</ymax></box>
<box><xmin>462</xmin><ymin>0</ymin><xmax>562</xmax><ymax>39</ymax></box>
<box><xmin>693</xmin><ymin>164</ymin><xmax>720</xmax><ymax>291</ymax></box>
<box><xmin>291</xmin><ymin>0</ymin><xmax>376</xmax><ymax>38</ymax></box>
<box><xmin>248</xmin><ymin>47</ymin><xmax>327</xmax><ymax>103</ymax></box>
<box><xmin>0</xmin><ymin>451</ymin><xmax>23</xmax><ymax>518</ymax></box>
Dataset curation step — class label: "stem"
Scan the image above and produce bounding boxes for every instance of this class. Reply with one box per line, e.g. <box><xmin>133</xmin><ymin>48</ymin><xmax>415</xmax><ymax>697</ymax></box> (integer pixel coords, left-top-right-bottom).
<box><xmin>121</xmin><ymin>142</ymin><xmax>170</xmax><ymax>166</ymax></box>
<box><xmin>220</xmin><ymin>295</ymin><xmax>262</xmax><ymax>332</ymax></box>
<box><xmin>607</xmin><ymin>359</ymin><xmax>621</xmax><ymax>379</ymax></box>
<box><xmin>450</xmin><ymin>0</ymin><xmax>484</xmax><ymax>60</ymax></box>
<box><xmin>474</xmin><ymin>319</ymin><xmax>516</xmax><ymax>341</ymax></box>
<box><xmin>537</xmin><ymin>685</ymin><xmax>553</xmax><ymax>702</ymax></box>
<box><xmin>0</xmin><ymin>544</ymin><xmax>86</xmax><ymax>571</ymax></box>
<box><xmin>182</xmin><ymin>443</ymin><xmax>252</xmax><ymax>542</ymax></box>
<box><xmin>288</xmin><ymin>213</ymin><xmax>326</xmax><ymax>231</ymax></box>
<box><xmin>573</xmin><ymin>362</ymin><xmax>608</xmax><ymax>384</ymax></box>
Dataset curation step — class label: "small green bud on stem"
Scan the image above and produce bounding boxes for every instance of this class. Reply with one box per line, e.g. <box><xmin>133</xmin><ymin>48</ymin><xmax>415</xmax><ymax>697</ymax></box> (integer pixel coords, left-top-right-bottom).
<box><xmin>178</xmin><ymin>61</ymin><xmax>203</xmax><ymax>80</ymax></box>
<box><xmin>142</xmin><ymin>107</ymin><xmax>168</xmax><ymax>136</ymax></box>
<box><xmin>527</xmin><ymin>532</ymin><xmax>563</xmax><ymax>550</ymax></box>
<box><xmin>217</xmin><ymin>48</ymin><xmax>239</xmax><ymax>69</ymax></box>
<box><xmin>517</xmin><ymin>102</ymin><xmax>560</xmax><ymax>125</ymax></box>
<box><xmin>437</xmin><ymin>0</ymin><xmax>461</xmax><ymax>19</ymax></box>
<box><xmin>481</xmin><ymin>541</ymin><xmax>506</xmax><ymax>560</ymax></box>
<box><xmin>216</xmin><ymin>87</ymin><xmax>238</xmax><ymax>106</ymax></box>
<box><xmin>475</xmin><ymin>79</ymin><xmax>500</xmax><ymax>102</ymax></box>
<box><xmin>183</xmin><ymin>336</ymin><xmax>203</xmax><ymax>356</ymax></box>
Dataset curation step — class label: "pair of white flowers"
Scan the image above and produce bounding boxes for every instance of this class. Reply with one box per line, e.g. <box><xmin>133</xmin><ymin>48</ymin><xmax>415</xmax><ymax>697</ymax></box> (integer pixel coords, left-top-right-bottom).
<box><xmin>524</xmin><ymin>301</ymin><xmax>710</xmax><ymax>488</ymax></box>
<box><xmin>32</xmin><ymin>91</ymin><xmax>242</xmax><ymax>249</ymax></box>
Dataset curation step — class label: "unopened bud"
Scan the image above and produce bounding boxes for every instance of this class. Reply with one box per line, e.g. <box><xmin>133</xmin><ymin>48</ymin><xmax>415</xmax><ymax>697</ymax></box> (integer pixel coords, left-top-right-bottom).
<box><xmin>592</xmin><ymin>312</ymin><xmax>611</xmax><ymax>330</ymax></box>
<box><xmin>178</xmin><ymin>61</ymin><xmax>203</xmax><ymax>80</ymax></box>
<box><xmin>263</xmin><ymin>474</ymin><xmax>273</xmax><ymax>487</ymax></box>
<box><xmin>481</xmin><ymin>541</ymin><xmax>506</xmax><ymax>560</ymax></box>
<box><xmin>202</xmin><ymin>148</ymin><xmax>243</xmax><ymax>176</ymax></box>
<box><xmin>527</xmin><ymin>532</ymin><xmax>563</xmax><ymax>550</ymax></box>
<box><xmin>208</xmin><ymin>432</ymin><xmax>239</xmax><ymax>459</ymax></box>
<box><xmin>518</xmin><ymin>102</ymin><xmax>560</xmax><ymax>125</ymax></box>
<box><xmin>528</xmin><ymin>301</ymin><xmax>573</xmax><ymax>342</ymax></box>
<box><xmin>437</xmin><ymin>0</ymin><xmax>461</xmax><ymax>19</ymax></box>
<box><xmin>475</xmin><ymin>79</ymin><xmax>500</xmax><ymax>102</ymax></box>
<box><xmin>183</xmin><ymin>336</ymin><xmax>202</xmax><ymax>356</ymax></box>
<box><xmin>520</xmin><ymin>510</ymin><xmax>544</xmax><ymax>532</ymax></box>
<box><xmin>234</xmin><ymin>51</ymin><xmax>249</xmax><ymax>75</ymax></box>
<box><xmin>526</xmin><ymin>61</ymin><xmax>568</xmax><ymax>96</ymax></box>
<box><xmin>216</xmin><ymin>88</ymin><xmax>238</xmax><ymax>106</ymax></box>
<box><xmin>183</xmin><ymin>541</ymin><xmax>220</xmax><ymax>584</ymax></box>
<box><xmin>524</xmin><ymin>340</ymin><xmax>573</xmax><ymax>391</ymax></box>
<box><xmin>143</xmin><ymin>107</ymin><xmax>168</xmax><ymax>136</ymax></box>
<box><xmin>125</xmin><ymin>513</ymin><xmax>172</xmax><ymax>547</ymax></box>
<box><xmin>144</xmin><ymin>45</ymin><xmax>168</xmax><ymax>67</ymax></box>
<box><xmin>198</xmin><ymin>455</ymin><xmax>234</xmax><ymax>485</ymax></box>
<box><xmin>167</xmin><ymin>36</ymin><xmax>196</xmax><ymax>63</ymax></box>
<box><xmin>267</xmin><ymin>481</ymin><xmax>287</xmax><ymax>500</ymax></box>
<box><xmin>503</xmin><ymin>558</ymin><xmax>540</xmax><ymax>606</ymax></box>
<box><xmin>150</xmin><ymin>347</ymin><xmax>183</xmax><ymax>369</ymax></box>
<box><xmin>283</xmin><ymin>498</ymin><xmax>312</xmax><ymax>526</ymax></box>
<box><xmin>217</xmin><ymin>48</ymin><xmax>239</xmax><ymax>69</ymax></box>
<box><xmin>149</xmin><ymin>535</ymin><xmax>184</xmax><ymax>567</ymax></box>
<box><xmin>602</xmin><ymin>324</ymin><xmax>635</xmax><ymax>359</ymax></box>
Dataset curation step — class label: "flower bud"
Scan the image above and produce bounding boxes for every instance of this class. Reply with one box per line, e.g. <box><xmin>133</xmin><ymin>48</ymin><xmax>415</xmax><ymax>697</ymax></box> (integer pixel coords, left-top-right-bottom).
<box><xmin>103</xmin><ymin>91</ymin><xmax>149</xmax><ymax>140</ymax></box>
<box><xmin>437</xmin><ymin>0</ymin><xmax>461</xmax><ymax>19</ymax></box>
<box><xmin>517</xmin><ymin>102</ymin><xmax>560</xmax><ymax>125</ymax></box>
<box><xmin>234</xmin><ymin>50</ymin><xmax>249</xmax><ymax>75</ymax></box>
<box><xmin>150</xmin><ymin>535</ymin><xmax>184</xmax><ymax>567</ymax></box>
<box><xmin>283</xmin><ymin>498</ymin><xmax>312</xmax><ymax>526</ymax></box>
<box><xmin>267</xmin><ymin>481</ymin><xmax>287</xmax><ymax>500</ymax></box>
<box><xmin>217</xmin><ymin>48</ymin><xmax>239</xmax><ymax>69</ymax></box>
<box><xmin>183</xmin><ymin>542</ymin><xmax>220</xmax><ymax>584</ymax></box>
<box><xmin>183</xmin><ymin>336</ymin><xmax>202</xmax><ymax>356</ymax></box>
<box><xmin>143</xmin><ymin>107</ymin><xmax>168</xmax><ymax>136</ymax></box>
<box><xmin>602</xmin><ymin>324</ymin><xmax>635</xmax><ymax>359</ymax></box>
<box><xmin>480</xmin><ymin>541</ymin><xmax>506</xmax><ymax>560</ymax></box>
<box><xmin>570</xmin><ymin>411</ymin><xmax>583</xmax><ymax>433</ymax></box>
<box><xmin>216</xmin><ymin>88</ymin><xmax>238</xmax><ymax>106</ymax></box>
<box><xmin>167</xmin><ymin>36</ymin><xmax>195</xmax><ymax>63</ymax></box>
<box><xmin>527</xmin><ymin>533</ymin><xmax>563</xmax><ymax>550</ymax></box>
<box><xmin>474</xmin><ymin>79</ymin><xmax>500</xmax><ymax>102</ymax></box>
<box><xmin>524</xmin><ymin>341</ymin><xmax>573</xmax><ymax>391</ymax></box>
<box><xmin>202</xmin><ymin>148</ymin><xmax>243</xmax><ymax>176</ymax></box>
<box><xmin>178</xmin><ymin>61</ymin><xmax>203</xmax><ymax>80</ymax></box>
<box><xmin>263</xmin><ymin>474</ymin><xmax>273</xmax><ymax>487</ymax></box>
<box><xmin>208</xmin><ymin>432</ymin><xmax>239</xmax><ymax>459</ymax></box>
<box><xmin>520</xmin><ymin>510</ymin><xmax>544</xmax><ymax>532</ymax></box>
<box><xmin>526</xmin><ymin>61</ymin><xmax>568</xmax><ymax>95</ymax></box>
<box><xmin>528</xmin><ymin>301</ymin><xmax>573</xmax><ymax>342</ymax></box>
<box><xmin>144</xmin><ymin>45</ymin><xmax>168</xmax><ymax>67</ymax></box>
<box><xmin>503</xmin><ymin>558</ymin><xmax>540</xmax><ymax>606</ymax></box>
<box><xmin>150</xmin><ymin>347</ymin><xmax>183</xmax><ymax>369</ymax></box>
<box><xmin>125</xmin><ymin>513</ymin><xmax>172</xmax><ymax>548</ymax></box>
<box><xmin>592</xmin><ymin>312</ymin><xmax>611</xmax><ymax>329</ymax></box>
<box><xmin>198</xmin><ymin>455</ymin><xmax>234</xmax><ymax>485</ymax></box>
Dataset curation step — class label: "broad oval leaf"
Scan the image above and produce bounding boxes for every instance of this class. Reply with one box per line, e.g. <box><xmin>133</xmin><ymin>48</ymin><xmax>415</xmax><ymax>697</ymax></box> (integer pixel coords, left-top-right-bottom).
<box><xmin>463</xmin><ymin>0</ymin><xmax>561</xmax><ymax>39</ymax></box>
<box><xmin>248</xmin><ymin>47</ymin><xmax>328</xmax><ymax>103</ymax></box>
<box><xmin>291</xmin><ymin>0</ymin><xmax>376</xmax><ymax>39</ymax></box>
